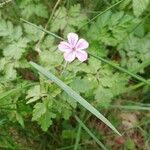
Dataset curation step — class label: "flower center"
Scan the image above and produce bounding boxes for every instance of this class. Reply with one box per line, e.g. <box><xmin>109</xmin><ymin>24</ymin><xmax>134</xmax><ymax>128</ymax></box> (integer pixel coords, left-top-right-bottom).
<box><xmin>72</xmin><ymin>47</ymin><xmax>76</xmax><ymax>51</ymax></box>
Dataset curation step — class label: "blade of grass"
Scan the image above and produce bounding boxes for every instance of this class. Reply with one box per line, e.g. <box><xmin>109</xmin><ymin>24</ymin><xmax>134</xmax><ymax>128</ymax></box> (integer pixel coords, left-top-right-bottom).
<box><xmin>125</xmin><ymin>79</ymin><xmax>150</xmax><ymax>91</ymax></box>
<box><xmin>35</xmin><ymin>0</ymin><xmax>62</xmax><ymax>51</ymax></box>
<box><xmin>0</xmin><ymin>83</ymin><xmax>37</xmax><ymax>101</ymax></box>
<box><xmin>89</xmin><ymin>52</ymin><xmax>150</xmax><ymax>86</ymax></box>
<box><xmin>75</xmin><ymin>115</ymin><xmax>108</xmax><ymax>150</ymax></box>
<box><xmin>74</xmin><ymin>124</ymin><xmax>82</xmax><ymax>150</ymax></box>
<box><xmin>77</xmin><ymin>0</ymin><xmax>124</xmax><ymax>31</ymax></box>
<box><xmin>30</xmin><ymin>61</ymin><xmax>121</xmax><ymax>136</ymax></box>
<box><xmin>125</xmin><ymin>101</ymin><xmax>150</xmax><ymax>107</ymax></box>
<box><xmin>20</xmin><ymin>18</ymin><xmax>64</xmax><ymax>41</ymax></box>
<box><xmin>0</xmin><ymin>119</ymin><xmax>6</xmax><ymax>126</ymax></box>
<box><xmin>109</xmin><ymin>105</ymin><xmax>150</xmax><ymax>111</ymax></box>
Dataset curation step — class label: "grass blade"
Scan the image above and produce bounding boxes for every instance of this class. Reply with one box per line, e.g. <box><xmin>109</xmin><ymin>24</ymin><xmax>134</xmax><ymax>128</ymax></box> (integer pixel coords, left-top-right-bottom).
<box><xmin>74</xmin><ymin>124</ymin><xmax>82</xmax><ymax>150</ymax></box>
<box><xmin>20</xmin><ymin>18</ymin><xmax>64</xmax><ymax>41</ymax></box>
<box><xmin>110</xmin><ymin>105</ymin><xmax>150</xmax><ymax>111</ymax></box>
<box><xmin>77</xmin><ymin>0</ymin><xmax>124</xmax><ymax>31</ymax></box>
<box><xmin>89</xmin><ymin>52</ymin><xmax>150</xmax><ymax>86</ymax></box>
<box><xmin>30</xmin><ymin>61</ymin><xmax>121</xmax><ymax>136</ymax></box>
<box><xmin>75</xmin><ymin>115</ymin><xmax>108</xmax><ymax>150</ymax></box>
<box><xmin>0</xmin><ymin>83</ymin><xmax>36</xmax><ymax>101</ymax></box>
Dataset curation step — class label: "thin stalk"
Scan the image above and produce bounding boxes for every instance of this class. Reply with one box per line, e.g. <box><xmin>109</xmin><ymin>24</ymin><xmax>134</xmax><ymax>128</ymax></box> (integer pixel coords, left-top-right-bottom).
<box><xmin>109</xmin><ymin>105</ymin><xmax>150</xmax><ymax>111</ymax></box>
<box><xmin>77</xmin><ymin>0</ymin><xmax>124</xmax><ymax>31</ymax></box>
<box><xmin>74</xmin><ymin>125</ymin><xmax>82</xmax><ymax>150</ymax></box>
<box><xmin>126</xmin><ymin>79</ymin><xmax>150</xmax><ymax>92</ymax></box>
<box><xmin>35</xmin><ymin>0</ymin><xmax>62</xmax><ymax>52</ymax></box>
<box><xmin>89</xmin><ymin>52</ymin><xmax>150</xmax><ymax>86</ymax></box>
<box><xmin>20</xmin><ymin>18</ymin><xmax>64</xmax><ymax>41</ymax></box>
<box><xmin>0</xmin><ymin>83</ymin><xmax>37</xmax><ymax>101</ymax></box>
<box><xmin>75</xmin><ymin>115</ymin><xmax>108</xmax><ymax>150</ymax></box>
<box><xmin>61</xmin><ymin>61</ymin><xmax>68</xmax><ymax>76</ymax></box>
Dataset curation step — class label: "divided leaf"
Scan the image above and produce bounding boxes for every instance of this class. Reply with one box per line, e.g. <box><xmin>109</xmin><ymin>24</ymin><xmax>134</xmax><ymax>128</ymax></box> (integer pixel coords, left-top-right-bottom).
<box><xmin>133</xmin><ymin>0</ymin><xmax>149</xmax><ymax>17</ymax></box>
<box><xmin>38</xmin><ymin>111</ymin><xmax>56</xmax><ymax>131</ymax></box>
<box><xmin>32</xmin><ymin>102</ymin><xmax>46</xmax><ymax>120</ymax></box>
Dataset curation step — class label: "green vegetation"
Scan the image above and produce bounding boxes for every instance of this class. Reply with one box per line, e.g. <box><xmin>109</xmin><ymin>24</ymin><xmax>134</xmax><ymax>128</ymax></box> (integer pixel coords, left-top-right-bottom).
<box><xmin>0</xmin><ymin>0</ymin><xmax>150</xmax><ymax>149</ymax></box>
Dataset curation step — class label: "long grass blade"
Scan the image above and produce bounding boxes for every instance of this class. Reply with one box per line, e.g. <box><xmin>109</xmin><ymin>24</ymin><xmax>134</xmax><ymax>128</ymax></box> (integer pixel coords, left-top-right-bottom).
<box><xmin>77</xmin><ymin>0</ymin><xmax>124</xmax><ymax>30</ymax></box>
<box><xmin>0</xmin><ymin>83</ymin><xmax>36</xmax><ymax>101</ymax></box>
<box><xmin>89</xmin><ymin>52</ymin><xmax>150</xmax><ymax>86</ymax></box>
<box><xmin>20</xmin><ymin>18</ymin><xmax>64</xmax><ymax>41</ymax></box>
<box><xmin>75</xmin><ymin>115</ymin><xmax>108</xmax><ymax>150</ymax></box>
<box><xmin>30</xmin><ymin>61</ymin><xmax>121</xmax><ymax>136</ymax></box>
<box><xmin>109</xmin><ymin>105</ymin><xmax>150</xmax><ymax>111</ymax></box>
<box><xmin>74</xmin><ymin>124</ymin><xmax>82</xmax><ymax>150</ymax></box>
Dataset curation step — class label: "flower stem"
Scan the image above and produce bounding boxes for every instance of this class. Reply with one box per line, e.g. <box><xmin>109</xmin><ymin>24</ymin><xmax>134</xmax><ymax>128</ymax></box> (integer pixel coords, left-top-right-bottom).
<box><xmin>61</xmin><ymin>61</ymin><xmax>68</xmax><ymax>76</ymax></box>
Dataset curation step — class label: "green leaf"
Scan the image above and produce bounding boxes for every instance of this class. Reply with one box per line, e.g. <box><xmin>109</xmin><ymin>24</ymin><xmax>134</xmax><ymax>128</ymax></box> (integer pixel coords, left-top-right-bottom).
<box><xmin>96</xmin><ymin>11</ymin><xmax>111</xmax><ymax>27</ymax></box>
<box><xmin>79</xmin><ymin>0</ymin><xmax>125</xmax><ymax>29</ymax></box>
<box><xmin>20</xmin><ymin>2</ymin><xmax>48</xmax><ymax>19</ymax></box>
<box><xmin>88</xmin><ymin>57</ymin><xmax>102</xmax><ymax>73</ymax></box>
<box><xmin>0</xmin><ymin>20</ymin><xmax>13</xmax><ymax>37</ymax></box>
<box><xmin>0</xmin><ymin>58</ymin><xmax>6</xmax><ymax>71</ymax></box>
<box><xmin>39</xmin><ymin>50</ymin><xmax>63</xmax><ymax>68</ymax></box>
<box><xmin>38</xmin><ymin>111</ymin><xmax>56</xmax><ymax>131</ymax></box>
<box><xmin>24</xmin><ymin>23</ymin><xmax>43</xmax><ymax>42</ymax></box>
<box><xmin>62</xmin><ymin>129</ymin><xmax>77</xmax><ymax>139</ymax></box>
<box><xmin>56</xmin><ymin>101</ymin><xmax>72</xmax><ymax>120</ymax></box>
<box><xmin>3</xmin><ymin>43</ymin><xmax>24</xmax><ymax>60</ymax></box>
<box><xmin>125</xmin><ymin>138</ymin><xmax>135</xmax><ymax>149</ymax></box>
<box><xmin>26</xmin><ymin>85</ymin><xmax>46</xmax><ymax>104</ymax></box>
<box><xmin>32</xmin><ymin>102</ymin><xmax>46</xmax><ymax>120</ymax></box>
<box><xmin>88</xmin><ymin>11</ymin><xmax>134</xmax><ymax>46</ymax></box>
<box><xmin>50</xmin><ymin>4</ymin><xmax>87</xmax><ymax>33</ymax></box>
<box><xmin>51</xmin><ymin>7</ymin><xmax>67</xmax><ymax>32</ymax></box>
<box><xmin>133</xmin><ymin>0</ymin><xmax>149</xmax><ymax>17</ymax></box>
<box><xmin>16</xmin><ymin>113</ymin><xmax>24</xmax><ymax>127</ymax></box>
<box><xmin>3</xmin><ymin>38</ymin><xmax>29</xmax><ymax>60</ymax></box>
<box><xmin>21</xmin><ymin>4</ymin><xmax>35</xmax><ymax>19</ymax></box>
<box><xmin>95</xmin><ymin>86</ymin><xmax>113</xmax><ymax>108</ymax></box>
<box><xmin>34</xmin><ymin>3</ymin><xmax>48</xmax><ymax>18</ymax></box>
<box><xmin>30</xmin><ymin>61</ymin><xmax>121</xmax><ymax>136</ymax></box>
<box><xmin>41</xmin><ymin>35</ymin><xmax>55</xmax><ymax>49</ymax></box>
<box><xmin>70</xmin><ymin>77</ymin><xmax>94</xmax><ymax>93</ymax></box>
<box><xmin>119</xmin><ymin>34</ymin><xmax>150</xmax><ymax>73</ymax></box>
<box><xmin>4</xmin><ymin>64</ymin><xmax>17</xmax><ymax>80</ymax></box>
<box><xmin>10</xmin><ymin>26</ymin><xmax>23</xmax><ymax>41</ymax></box>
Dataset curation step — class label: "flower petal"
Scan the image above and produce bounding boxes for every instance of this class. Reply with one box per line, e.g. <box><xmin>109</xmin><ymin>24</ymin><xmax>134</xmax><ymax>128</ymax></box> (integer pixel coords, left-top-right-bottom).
<box><xmin>64</xmin><ymin>52</ymin><xmax>76</xmax><ymax>62</ymax></box>
<box><xmin>75</xmin><ymin>50</ymin><xmax>88</xmax><ymax>62</ymax></box>
<box><xmin>58</xmin><ymin>41</ymin><xmax>72</xmax><ymax>52</ymax></box>
<box><xmin>67</xmin><ymin>33</ymin><xmax>78</xmax><ymax>48</ymax></box>
<box><xmin>75</xmin><ymin>39</ymin><xmax>89</xmax><ymax>50</ymax></box>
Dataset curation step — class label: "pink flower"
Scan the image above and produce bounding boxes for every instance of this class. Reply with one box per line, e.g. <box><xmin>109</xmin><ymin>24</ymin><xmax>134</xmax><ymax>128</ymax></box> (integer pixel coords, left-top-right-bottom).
<box><xmin>58</xmin><ymin>33</ymin><xmax>89</xmax><ymax>62</ymax></box>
